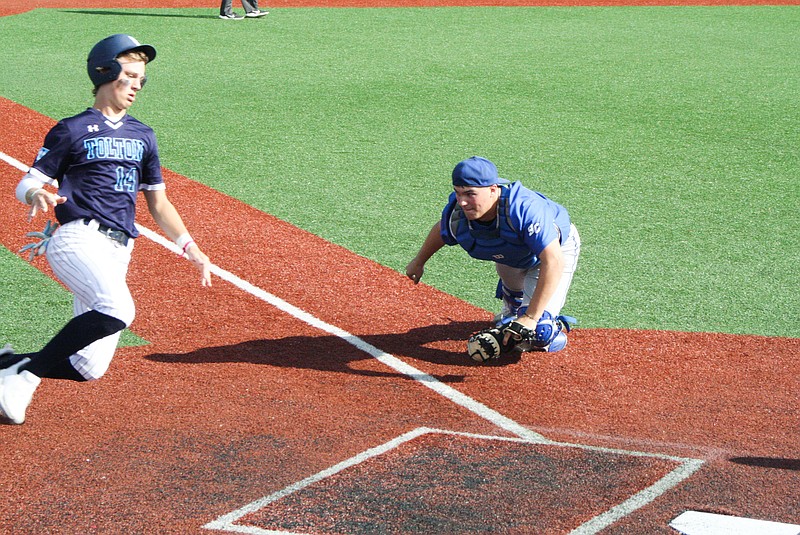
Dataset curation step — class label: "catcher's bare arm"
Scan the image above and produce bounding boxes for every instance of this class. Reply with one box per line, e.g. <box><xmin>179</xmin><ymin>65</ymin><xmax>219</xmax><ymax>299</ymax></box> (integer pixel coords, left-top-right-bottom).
<box><xmin>406</xmin><ymin>221</ymin><xmax>446</xmax><ymax>284</ymax></box>
<box><xmin>515</xmin><ymin>239</ymin><xmax>564</xmax><ymax>329</ymax></box>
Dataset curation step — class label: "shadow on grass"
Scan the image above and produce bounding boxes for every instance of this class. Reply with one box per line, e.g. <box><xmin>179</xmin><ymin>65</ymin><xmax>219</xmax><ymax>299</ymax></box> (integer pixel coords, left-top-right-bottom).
<box><xmin>59</xmin><ymin>9</ymin><xmax>214</xmax><ymax>19</ymax></box>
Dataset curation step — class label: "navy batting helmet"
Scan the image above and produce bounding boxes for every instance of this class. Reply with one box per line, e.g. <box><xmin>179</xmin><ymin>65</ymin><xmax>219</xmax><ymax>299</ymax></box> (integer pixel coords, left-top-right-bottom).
<box><xmin>87</xmin><ymin>34</ymin><xmax>156</xmax><ymax>88</ymax></box>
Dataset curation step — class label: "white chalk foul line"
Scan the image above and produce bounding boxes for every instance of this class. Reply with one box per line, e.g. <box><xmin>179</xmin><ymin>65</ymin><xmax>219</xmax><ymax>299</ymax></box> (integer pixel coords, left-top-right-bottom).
<box><xmin>0</xmin><ymin>150</ymin><xmax>57</xmax><ymax>185</ymax></box>
<box><xmin>202</xmin><ymin>427</ymin><xmax>435</xmax><ymax>534</ymax></box>
<box><xmin>137</xmin><ymin>224</ymin><xmax>548</xmax><ymax>444</ymax></box>
<box><xmin>200</xmin><ymin>428</ymin><xmax>706</xmax><ymax>534</ymax></box>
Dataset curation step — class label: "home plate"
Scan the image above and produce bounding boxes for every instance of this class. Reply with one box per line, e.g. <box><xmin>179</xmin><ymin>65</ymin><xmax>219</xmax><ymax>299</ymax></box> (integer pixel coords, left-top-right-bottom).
<box><xmin>670</xmin><ymin>511</ymin><xmax>800</xmax><ymax>535</ymax></box>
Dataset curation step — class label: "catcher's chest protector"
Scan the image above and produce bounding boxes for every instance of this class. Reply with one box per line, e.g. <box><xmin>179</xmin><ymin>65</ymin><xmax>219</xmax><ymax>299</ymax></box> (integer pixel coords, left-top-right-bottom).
<box><xmin>448</xmin><ymin>192</ymin><xmax>535</xmax><ymax>267</ymax></box>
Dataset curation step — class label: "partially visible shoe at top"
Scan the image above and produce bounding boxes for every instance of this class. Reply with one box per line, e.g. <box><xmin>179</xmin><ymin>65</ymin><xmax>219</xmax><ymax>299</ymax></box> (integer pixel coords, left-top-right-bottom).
<box><xmin>246</xmin><ymin>9</ymin><xmax>268</xmax><ymax>17</ymax></box>
<box><xmin>219</xmin><ymin>12</ymin><xmax>244</xmax><ymax>19</ymax></box>
<box><xmin>0</xmin><ymin>344</ymin><xmax>31</xmax><ymax>377</ymax></box>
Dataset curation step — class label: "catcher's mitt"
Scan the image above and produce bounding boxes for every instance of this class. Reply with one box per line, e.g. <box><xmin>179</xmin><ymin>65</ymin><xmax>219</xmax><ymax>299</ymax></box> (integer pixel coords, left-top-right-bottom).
<box><xmin>467</xmin><ymin>327</ymin><xmax>513</xmax><ymax>362</ymax></box>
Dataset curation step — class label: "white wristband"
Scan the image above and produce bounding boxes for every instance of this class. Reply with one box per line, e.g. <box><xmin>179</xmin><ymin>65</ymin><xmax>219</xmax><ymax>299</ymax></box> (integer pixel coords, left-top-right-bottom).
<box><xmin>175</xmin><ymin>233</ymin><xmax>194</xmax><ymax>251</ymax></box>
<box><xmin>16</xmin><ymin>174</ymin><xmax>45</xmax><ymax>205</ymax></box>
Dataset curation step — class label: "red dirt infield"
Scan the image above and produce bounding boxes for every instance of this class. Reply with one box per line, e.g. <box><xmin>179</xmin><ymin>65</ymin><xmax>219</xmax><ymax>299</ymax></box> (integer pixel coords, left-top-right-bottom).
<box><xmin>0</xmin><ymin>3</ymin><xmax>798</xmax><ymax>533</ymax></box>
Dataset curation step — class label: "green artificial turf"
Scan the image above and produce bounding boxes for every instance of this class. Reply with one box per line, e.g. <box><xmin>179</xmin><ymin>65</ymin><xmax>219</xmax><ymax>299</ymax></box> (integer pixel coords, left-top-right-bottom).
<box><xmin>0</xmin><ymin>247</ymin><xmax>146</xmax><ymax>351</ymax></box>
<box><xmin>0</xmin><ymin>6</ymin><xmax>797</xmax><ymax>338</ymax></box>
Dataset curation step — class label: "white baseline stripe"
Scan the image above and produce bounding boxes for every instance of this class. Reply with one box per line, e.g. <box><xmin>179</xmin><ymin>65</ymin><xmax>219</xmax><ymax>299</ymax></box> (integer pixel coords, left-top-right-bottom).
<box><xmin>202</xmin><ymin>427</ymin><xmax>706</xmax><ymax>534</ymax></box>
<box><xmin>137</xmin><ymin>225</ymin><xmax>547</xmax><ymax>443</ymax></box>
<box><xmin>570</xmin><ymin>458</ymin><xmax>704</xmax><ymax>534</ymax></box>
<box><xmin>203</xmin><ymin>426</ymin><xmax>435</xmax><ymax>534</ymax></box>
<box><xmin>0</xmin><ymin>150</ymin><xmax>27</xmax><ymax>172</ymax></box>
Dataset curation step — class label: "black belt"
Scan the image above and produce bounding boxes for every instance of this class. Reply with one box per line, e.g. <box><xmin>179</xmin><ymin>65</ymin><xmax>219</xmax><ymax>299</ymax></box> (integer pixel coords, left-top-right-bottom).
<box><xmin>83</xmin><ymin>219</ymin><xmax>129</xmax><ymax>246</ymax></box>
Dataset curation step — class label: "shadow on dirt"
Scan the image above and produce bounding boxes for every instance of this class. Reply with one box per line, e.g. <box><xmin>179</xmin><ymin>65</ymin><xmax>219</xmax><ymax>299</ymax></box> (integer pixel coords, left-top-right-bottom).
<box><xmin>145</xmin><ymin>320</ymin><xmax>522</xmax><ymax>382</ymax></box>
<box><xmin>729</xmin><ymin>457</ymin><xmax>800</xmax><ymax>471</ymax></box>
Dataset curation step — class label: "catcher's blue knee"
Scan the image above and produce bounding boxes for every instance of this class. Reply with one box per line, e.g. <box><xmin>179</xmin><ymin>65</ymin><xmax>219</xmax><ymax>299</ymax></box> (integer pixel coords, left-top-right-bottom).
<box><xmin>546</xmin><ymin>331</ymin><xmax>568</xmax><ymax>352</ymax></box>
<box><xmin>531</xmin><ymin>312</ymin><xmax>577</xmax><ymax>347</ymax></box>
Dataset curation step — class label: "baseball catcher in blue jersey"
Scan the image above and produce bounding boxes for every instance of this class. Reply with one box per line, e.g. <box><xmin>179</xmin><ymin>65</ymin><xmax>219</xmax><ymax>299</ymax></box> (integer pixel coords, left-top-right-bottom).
<box><xmin>406</xmin><ymin>156</ymin><xmax>580</xmax><ymax>362</ymax></box>
<box><xmin>0</xmin><ymin>34</ymin><xmax>212</xmax><ymax>424</ymax></box>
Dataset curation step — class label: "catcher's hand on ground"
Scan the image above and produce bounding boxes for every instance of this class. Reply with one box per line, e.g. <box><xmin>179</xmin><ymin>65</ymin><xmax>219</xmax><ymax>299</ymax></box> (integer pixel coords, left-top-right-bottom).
<box><xmin>502</xmin><ymin>320</ymin><xmax>539</xmax><ymax>345</ymax></box>
<box><xmin>405</xmin><ymin>259</ymin><xmax>424</xmax><ymax>284</ymax></box>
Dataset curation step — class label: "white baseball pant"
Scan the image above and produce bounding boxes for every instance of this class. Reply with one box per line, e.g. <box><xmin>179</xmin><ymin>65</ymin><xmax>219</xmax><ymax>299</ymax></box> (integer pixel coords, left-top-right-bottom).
<box><xmin>45</xmin><ymin>219</ymin><xmax>136</xmax><ymax>381</ymax></box>
<box><xmin>495</xmin><ymin>223</ymin><xmax>581</xmax><ymax>316</ymax></box>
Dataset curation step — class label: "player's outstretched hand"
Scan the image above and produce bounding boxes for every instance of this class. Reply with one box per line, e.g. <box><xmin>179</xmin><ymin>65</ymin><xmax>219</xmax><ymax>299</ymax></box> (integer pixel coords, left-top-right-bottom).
<box><xmin>28</xmin><ymin>189</ymin><xmax>67</xmax><ymax>222</ymax></box>
<box><xmin>184</xmin><ymin>245</ymin><xmax>212</xmax><ymax>287</ymax></box>
<box><xmin>405</xmin><ymin>260</ymin><xmax>424</xmax><ymax>284</ymax></box>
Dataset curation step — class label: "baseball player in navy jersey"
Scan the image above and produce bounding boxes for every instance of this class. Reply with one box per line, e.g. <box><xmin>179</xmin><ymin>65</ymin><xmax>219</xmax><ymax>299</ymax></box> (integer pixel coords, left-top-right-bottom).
<box><xmin>0</xmin><ymin>34</ymin><xmax>212</xmax><ymax>424</ymax></box>
<box><xmin>406</xmin><ymin>156</ymin><xmax>580</xmax><ymax>361</ymax></box>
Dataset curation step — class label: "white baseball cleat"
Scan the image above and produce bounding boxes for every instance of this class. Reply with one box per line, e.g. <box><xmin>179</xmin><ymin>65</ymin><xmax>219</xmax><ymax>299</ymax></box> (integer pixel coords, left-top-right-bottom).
<box><xmin>0</xmin><ymin>370</ymin><xmax>41</xmax><ymax>425</ymax></box>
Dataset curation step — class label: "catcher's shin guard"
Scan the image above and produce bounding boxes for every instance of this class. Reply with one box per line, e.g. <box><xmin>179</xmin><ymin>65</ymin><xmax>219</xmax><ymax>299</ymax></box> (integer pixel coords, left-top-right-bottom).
<box><xmin>494</xmin><ymin>280</ymin><xmax>523</xmax><ymax>327</ymax></box>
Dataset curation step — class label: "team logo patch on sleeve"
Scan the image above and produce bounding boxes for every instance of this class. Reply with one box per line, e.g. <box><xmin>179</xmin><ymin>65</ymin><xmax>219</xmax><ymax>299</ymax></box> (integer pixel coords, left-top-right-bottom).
<box><xmin>34</xmin><ymin>147</ymin><xmax>49</xmax><ymax>161</ymax></box>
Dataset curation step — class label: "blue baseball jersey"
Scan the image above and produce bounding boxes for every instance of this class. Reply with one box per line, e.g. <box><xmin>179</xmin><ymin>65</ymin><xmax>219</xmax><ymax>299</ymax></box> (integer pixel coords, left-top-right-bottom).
<box><xmin>30</xmin><ymin>107</ymin><xmax>165</xmax><ymax>238</ymax></box>
<box><xmin>440</xmin><ymin>182</ymin><xmax>571</xmax><ymax>269</ymax></box>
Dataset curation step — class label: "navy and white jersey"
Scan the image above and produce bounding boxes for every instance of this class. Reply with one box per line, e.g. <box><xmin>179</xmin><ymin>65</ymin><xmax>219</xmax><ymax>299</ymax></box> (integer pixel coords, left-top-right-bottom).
<box><xmin>30</xmin><ymin>107</ymin><xmax>165</xmax><ymax>238</ymax></box>
<box><xmin>440</xmin><ymin>182</ymin><xmax>571</xmax><ymax>270</ymax></box>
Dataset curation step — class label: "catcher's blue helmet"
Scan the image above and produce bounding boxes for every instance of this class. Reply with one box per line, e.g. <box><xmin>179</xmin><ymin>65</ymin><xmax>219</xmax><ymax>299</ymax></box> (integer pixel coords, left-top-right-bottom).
<box><xmin>87</xmin><ymin>34</ymin><xmax>156</xmax><ymax>88</ymax></box>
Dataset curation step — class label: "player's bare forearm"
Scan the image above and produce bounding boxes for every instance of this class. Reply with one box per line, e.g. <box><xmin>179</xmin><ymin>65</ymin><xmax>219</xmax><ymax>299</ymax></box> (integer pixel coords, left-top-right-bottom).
<box><xmin>16</xmin><ymin>170</ymin><xmax>65</xmax><ymax>221</ymax></box>
<box><xmin>144</xmin><ymin>189</ymin><xmax>212</xmax><ymax>286</ymax></box>
<box><xmin>406</xmin><ymin>221</ymin><xmax>445</xmax><ymax>283</ymax></box>
<box><xmin>521</xmin><ymin>241</ymin><xmax>564</xmax><ymax>325</ymax></box>
<box><xmin>144</xmin><ymin>190</ymin><xmax>189</xmax><ymax>241</ymax></box>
